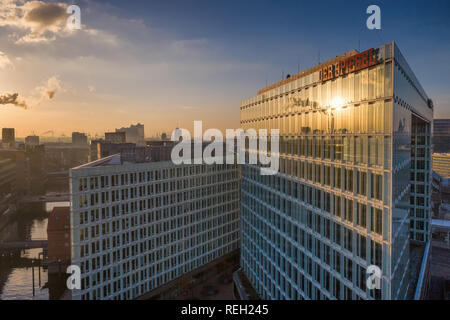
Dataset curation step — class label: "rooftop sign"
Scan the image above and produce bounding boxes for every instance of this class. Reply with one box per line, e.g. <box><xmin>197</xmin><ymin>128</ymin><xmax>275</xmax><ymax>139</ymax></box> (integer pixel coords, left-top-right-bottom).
<box><xmin>319</xmin><ymin>48</ymin><xmax>379</xmax><ymax>82</ymax></box>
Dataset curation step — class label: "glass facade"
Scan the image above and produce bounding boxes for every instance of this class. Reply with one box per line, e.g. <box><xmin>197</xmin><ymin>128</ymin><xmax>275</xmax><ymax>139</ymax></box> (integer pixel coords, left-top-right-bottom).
<box><xmin>240</xmin><ymin>42</ymin><xmax>432</xmax><ymax>300</ymax></box>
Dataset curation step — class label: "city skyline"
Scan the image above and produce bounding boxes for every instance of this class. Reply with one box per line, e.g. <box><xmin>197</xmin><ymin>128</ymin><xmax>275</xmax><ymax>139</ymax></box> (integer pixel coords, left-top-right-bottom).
<box><xmin>1</xmin><ymin>0</ymin><xmax>450</xmax><ymax>137</ymax></box>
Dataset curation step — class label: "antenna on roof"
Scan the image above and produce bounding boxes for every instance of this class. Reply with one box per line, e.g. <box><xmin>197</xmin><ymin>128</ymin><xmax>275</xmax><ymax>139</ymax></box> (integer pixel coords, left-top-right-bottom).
<box><xmin>318</xmin><ymin>50</ymin><xmax>321</xmax><ymax>64</ymax></box>
<box><xmin>282</xmin><ymin>69</ymin><xmax>284</xmax><ymax>80</ymax></box>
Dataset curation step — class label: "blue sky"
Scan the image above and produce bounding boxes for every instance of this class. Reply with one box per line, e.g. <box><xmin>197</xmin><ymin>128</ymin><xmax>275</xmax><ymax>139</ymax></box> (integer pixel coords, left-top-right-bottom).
<box><xmin>0</xmin><ymin>0</ymin><xmax>449</xmax><ymax>137</ymax></box>
<box><xmin>105</xmin><ymin>0</ymin><xmax>449</xmax><ymax>98</ymax></box>
<box><xmin>119</xmin><ymin>2</ymin><xmax>449</xmax><ymax>90</ymax></box>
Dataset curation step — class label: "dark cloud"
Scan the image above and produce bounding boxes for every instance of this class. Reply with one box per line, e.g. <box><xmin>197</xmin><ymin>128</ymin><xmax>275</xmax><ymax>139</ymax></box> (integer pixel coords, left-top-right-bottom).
<box><xmin>47</xmin><ymin>89</ymin><xmax>56</xmax><ymax>99</ymax></box>
<box><xmin>0</xmin><ymin>93</ymin><xmax>28</xmax><ymax>109</ymax></box>
<box><xmin>0</xmin><ymin>76</ymin><xmax>60</xmax><ymax>109</ymax></box>
<box><xmin>24</xmin><ymin>3</ymin><xmax>68</xmax><ymax>29</ymax></box>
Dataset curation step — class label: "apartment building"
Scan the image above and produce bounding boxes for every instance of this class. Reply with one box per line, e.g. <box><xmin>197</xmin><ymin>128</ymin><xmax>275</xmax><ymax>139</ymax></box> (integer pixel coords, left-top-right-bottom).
<box><xmin>70</xmin><ymin>154</ymin><xmax>240</xmax><ymax>300</ymax></box>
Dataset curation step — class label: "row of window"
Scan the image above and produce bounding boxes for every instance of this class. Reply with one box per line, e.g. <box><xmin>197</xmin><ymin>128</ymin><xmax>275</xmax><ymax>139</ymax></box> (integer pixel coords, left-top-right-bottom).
<box><xmin>79</xmin><ymin>240</ymin><xmax>239</xmax><ymax>300</ymax></box>
<box><xmin>77</xmin><ymin>173</ymin><xmax>239</xmax><ymax>208</ymax></box>
<box><xmin>241</xmin><ymin>208</ymin><xmax>382</xmax><ymax>300</ymax></box>
<box><xmin>241</xmin><ymin>62</ymin><xmax>392</xmax><ymax>120</ymax></box>
<box><xmin>244</xmin><ymin>164</ymin><xmax>384</xmax><ymax>204</ymax></box>
<box><xmin>242</xmin><ymin>100</ymin><xmax>393</xmax><ymax>136</ymax></box>
<box><xmin>78</xmin><ymin>164</ymin><xmax>238</xmax><ymax>191</ymax></box>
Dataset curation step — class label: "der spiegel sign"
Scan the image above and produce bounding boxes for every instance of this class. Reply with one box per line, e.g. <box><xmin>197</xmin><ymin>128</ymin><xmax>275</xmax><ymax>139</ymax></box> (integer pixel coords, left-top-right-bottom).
<box><xmin>319</xmin><ymin>48</ymin><xmax>380</xmax><ymax>82</ymax></box>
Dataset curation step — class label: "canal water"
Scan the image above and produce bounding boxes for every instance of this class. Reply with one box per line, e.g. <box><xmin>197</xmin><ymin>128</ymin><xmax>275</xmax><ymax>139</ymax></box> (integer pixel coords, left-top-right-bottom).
<box><xmin>0</xmin><ymin>201</ymin><xmax>69</xmax><ymax>300</ymax></box>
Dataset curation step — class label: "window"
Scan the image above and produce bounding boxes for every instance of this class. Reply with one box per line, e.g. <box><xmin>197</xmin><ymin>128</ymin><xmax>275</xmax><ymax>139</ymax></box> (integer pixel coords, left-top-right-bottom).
<box><xmin>371</xmin><ymin>207</ymin><xmax>383</xmax><ymax>235</ymax></box>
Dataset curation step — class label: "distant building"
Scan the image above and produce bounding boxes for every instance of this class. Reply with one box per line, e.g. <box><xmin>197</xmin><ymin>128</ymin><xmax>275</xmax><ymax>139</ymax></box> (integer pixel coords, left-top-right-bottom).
<box><xmin>47</xmin><ymin>206</ymin><xmax>71</xmax><ymax>263</ymax></box>
<box><xmin>146</xmin><ymin>140</ymin><xmax>175</xmax><ymax>162</ymax></box>
<box><xmin>2</xmin><ymin>128</ymin><xmax>15</xmax><ymax>148</ymax></box>
<box><xmin>432</xmin><ymin>153</ymin><xmax>450</xmax><ymax>178</ymax></box>
<box><xmin>430</xmin><ymin>171</ymin><xmax>450</xmax><ymax>219</ymax></box>
<box><xmin>25</xmin><ymin>135</ymin><xmax>40</xmax><ymax>147</ymax></box>
<box><xmin>0</xmin><ymin>158</ymin><xmax>16</xmax><ymax>200</ymax></box>
<box><xmin>0</xmin><ymin>149</ymin><xmax>29</xmax><ymax>195</ymax></box>
<box><xmin>72</xmin><ymin>132</ymin><xmax>88</xmax><ymax>146</ymax></box>
<box><xmin>0</xmin><ymin>158</ymin><xmax>16</xmax><ymax>240</ymax></box>
<box><xmin>105</xmin><ymin>132</ymin><xmax>126</xmax><ymax>144</ymax></box>
<box><xmin>26</xmin><ymin>145</ymin><xmax>47</xmax><ymax>195</ymax></box>
<box><xmin>431</xmin><ymin>219</ymin><xmax>450</xmax><ymax>248</ymax></box>
<box><xmin>115</xmin><ymin>123</ymin><xmax>145</xmax><ymax>146</ymax></box>
<box><xmin>433</xmin><ymin>119</ymin><xmax>450</xmax><ymax>153</ymax></box>
<box><xmin>90</xmin><ymin>140</ymin><xmax>150</xmax><ymax>163</ymax></box>
<box><xmin>45</xmin><ymin>144</ymin><xmax>90</xmax><ymax>172</ymax></box>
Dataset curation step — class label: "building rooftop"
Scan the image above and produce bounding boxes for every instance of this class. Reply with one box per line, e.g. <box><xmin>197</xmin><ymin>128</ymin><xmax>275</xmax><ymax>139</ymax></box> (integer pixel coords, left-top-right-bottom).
<box><xmin>432</xmin><ymin>219</ymin><xmax>450</xmax><ymax>229</ymax></box>
<box><xmin>72</xmin><ymin>154</ymin><xmax>121</xmax><ymax>169</ymax></box>
<box><xmin>257</xmin><ymin>49</ymin><xmax>359</xmax><ymax>94</ymax></box>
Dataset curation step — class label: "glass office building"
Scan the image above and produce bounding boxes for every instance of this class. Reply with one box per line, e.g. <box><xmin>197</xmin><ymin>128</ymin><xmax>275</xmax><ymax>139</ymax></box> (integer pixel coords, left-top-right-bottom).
<box><xmin>239</xmin><ymin>42</ymin><xmax>432</xmax><ymax>299</ymax></box>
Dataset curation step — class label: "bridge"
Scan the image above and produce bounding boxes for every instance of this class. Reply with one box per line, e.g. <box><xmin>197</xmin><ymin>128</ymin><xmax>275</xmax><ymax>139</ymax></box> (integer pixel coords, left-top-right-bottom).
<box><xmin>19</xmin><ymin>194</ymin><xmax>70</xmax><ymax>203</ymax></box>
<box><xmin>0</xmin><ymin>240</ymin><xmax>48</xmax><ymax>250</ymax></box>
<box><xmin>0</xmin><ymin>255</ymin><xmax>44</xmax><ymax>268</ymax></box>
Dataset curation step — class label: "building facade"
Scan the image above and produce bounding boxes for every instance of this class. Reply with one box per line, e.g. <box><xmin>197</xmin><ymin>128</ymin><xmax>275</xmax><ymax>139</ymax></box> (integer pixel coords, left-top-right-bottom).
<box><xmin>45</xmin><ymin>144</ymin><xmax>89</xmax><ymax>172</ymax></box>
<box><xmin>25</xmin><ymin>135</ymin><xmax>40</xmax><ymax>147</ymax></box>
<box><xmin>26</xmin><ymin>144</ymin><xmax>47</xmax><ymax>195</ymax></box>
<box><xmin>89</xmin><ymin>140</ymin><xmax>150</xmax><ymax>163</ymax></box>
<box><xmin>47</xmin><ymin>206</ymin><xmax>71</xmax><ymax>263</ymax></box>
<box><xmin>433</xmin><ymin>119</ymin><xmax>450</xmax><ymax>153</ymax></box>
<box><xmin>105</xmin><ymin>132</ymin><xmax>127</xmax><ymax>144</ymax></box>
<box><xmin>72</xmin><ymin>132</ymin><xmax>88</xmax><ymax>146</ymax></box>
<box><xmin>115</xmin><ymin>123</ymin><xmax>145</xmax><ymax>146</ymax></box>
<box><xmin>432</xmin><ymin>153</ymin><xmax>450</xmax><ymax>178</ymax></box>
<box><xmin>1</xmin><ymin>128</ymin><xmax>15</xmax><ymax>148</ymax></box>
<box><xmin>239</xmin><ymin>42</ymin><xmax>432</xmax><ymax>300</ymax></box>
<box><xmin>70</xmin><ymin>155</ymin><xmax>240</xmax><ymax>300</ymax></box>
<box><xmin>0</xmin><ymin>149</ymin><xmax>29</xmax><ymax>196</ymax></box>
<box><xmin>0</xmin><ymin>158</ymin><xmax>16</xmax><ymax>241</ymax></box>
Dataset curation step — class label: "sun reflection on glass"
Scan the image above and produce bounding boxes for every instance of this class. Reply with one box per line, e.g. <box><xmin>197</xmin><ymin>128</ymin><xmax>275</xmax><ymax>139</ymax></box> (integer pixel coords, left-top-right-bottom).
<box><xmin>331</xmin><ymin>96</ymin><xmax>345</xmax><ymax>110</ymax></box>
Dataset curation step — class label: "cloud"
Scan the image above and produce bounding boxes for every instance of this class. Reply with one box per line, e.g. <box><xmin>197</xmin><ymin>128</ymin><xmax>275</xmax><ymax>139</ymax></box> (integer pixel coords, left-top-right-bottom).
<box><xmin>0</xmin><ymin>92</ymin><xmax>28</xmax><ymax>108</ymax></box>
<box><xmin>171</xmin><ymin>38</ymin><xmax>209</xmax><ymax>54</ymax></box>
<box><xmin>24</xmin><ymin>1</ymin><xmax>67</xmax><ymax>30</ymax></box>
<box><xmin>0</xmin><ymin>51</ymin><xmax>13</xmax><ymax>69</ymax></box>
<box><xmin>33</xmin><ymin>75</ymin><xmax>62</xmax><ymax>103</ymax></box>
<box><xmin>179</xmin><ymin>106</ymin><xmax>199</xmax><ymax>110</ymax></box>
<box><xmin>0</xmin><ymin>1</ymin><xmax>112</xmax><ymax>45</ymax></box>
<box><xmin>0</xmin><ymin>75</ymin><xmax>61</xmax><ymax>109</ymax></box>
<box><xmin>0</xmin><ymin>1</ymin><xmax>71</xmax><ymax>43</ymax></box>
